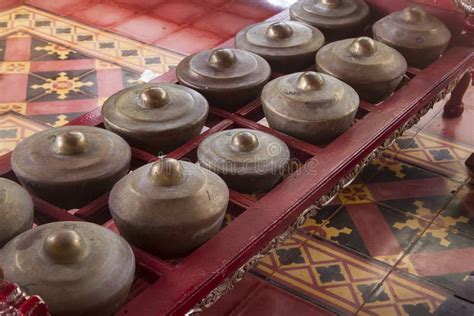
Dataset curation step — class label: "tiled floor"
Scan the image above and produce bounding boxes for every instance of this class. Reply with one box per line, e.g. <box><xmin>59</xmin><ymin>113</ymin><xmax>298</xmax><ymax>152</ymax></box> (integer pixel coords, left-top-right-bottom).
<box><xmin>24</xmin><ymin>0</ymin><xmax>295</xmax><ymax>55</ymax></box>
<box><xmin>0</xmin><ymin>2</ymin><xmax>473</xmax><ymax>316</ymax></box>
<box><xmin>0</xmin><ymin>2</ymin><xmax>293</xmax><ymax>155</ymax></box>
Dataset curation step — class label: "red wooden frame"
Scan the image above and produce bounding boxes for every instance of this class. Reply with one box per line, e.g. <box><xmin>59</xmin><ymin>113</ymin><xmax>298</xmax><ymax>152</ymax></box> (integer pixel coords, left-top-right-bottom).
<box><xmin>0</xmin><ymin>2</ymin><xmax>472</xmax><ymax>315</ymax></box>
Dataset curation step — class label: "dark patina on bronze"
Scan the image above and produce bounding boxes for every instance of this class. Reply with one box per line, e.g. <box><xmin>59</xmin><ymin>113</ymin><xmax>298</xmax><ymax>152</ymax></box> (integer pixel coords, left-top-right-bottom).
<box><xmin>0</xmin><ymin>178</ymin><xmax>34</xmax><ymax>247</ymax></box>
<box><xmin>11</xmin><ymin>126</ymin><xmax>131</xmax><ymax>209</ymax></box>
<box><xmin>262</xmin><ymin>71</ymin><xmax>359</xmax><ymax>144</ymax></box>
<box><xmin>373</xmin><ymin>6</ymin><xmax>451</xmax><ymax>69</ymax></box>
<box><xmin>290</xmin><ymin>0</ymin><xmax>370</xmax><ymax>41</ymax></box>
<box><xmin>176</xmin><ymin>48</ymin><xmax>271</xmax><ymax>111</ymax></box>
<box><xmin>102</xmin><ymin>83</ymin><xmax>209</xmax><ymax>154</ymax></box>
<box><xmin>0</xmin><ymin>221</ymin><xmax>135</xmax><ymax>316</ymax></box>
<box><xmin>235</xmin><ymin>21</ymin><xmax>325</xmax><ymax>73</ymax></box>
<box><xmin>316</xmin><ymin>37</ymin><xmax>407</xmax><ymax>103</ymax></box>
<box><xmin>109</xmin><ymin>158</ymin><xmax>229</xmax><ymax>259</ymax></box>
<box><xmin>197</xmin><ymin>129</ymin><xmax>290</xmax><ymax>193</ymax></box>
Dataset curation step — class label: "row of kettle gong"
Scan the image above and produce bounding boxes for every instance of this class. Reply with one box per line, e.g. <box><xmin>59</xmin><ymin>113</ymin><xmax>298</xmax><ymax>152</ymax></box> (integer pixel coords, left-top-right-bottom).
<box><xmin>0</xmin><ymin>2</ymin><xmax>451</xmax><ymax>315</ymax></box>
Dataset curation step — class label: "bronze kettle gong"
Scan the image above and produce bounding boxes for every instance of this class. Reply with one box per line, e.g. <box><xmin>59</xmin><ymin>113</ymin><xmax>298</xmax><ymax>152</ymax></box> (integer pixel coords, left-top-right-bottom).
<box><xmin>373</xmin><ymin>6</ymin><xmax>451</xmax><ymax>69</ymax></box>
<box><xmin>11</xmin><ymin>126</ymin><xmax>131</xmax><ymax>209</ymax></box>
<box><xmin>0</xmin><ymin>178</ymin><xmax>34</xmax><ymax>247</ymax></box>
<box><xmin>109</xmin><ymin>158</ymin><xmax>229</xmax><ymax>258</ymax></box>
<box><xmin>235</xmin><ymin>21</ymin><xmax>325</xmax><ymax>73</ymax></box>
<box><xmin>102</xmin><ymin>83</ymin><xmax>208</xmax><ymax>155</ymax></box>
<box><xmin>176</xmin><ymin>48</ymin><xmax>271</xmax><ymax>111</ymax></box>
<box><xmin>0</xmin><ymin>221</ymin><xmax>135</xmax><ymax>316</ymax></box>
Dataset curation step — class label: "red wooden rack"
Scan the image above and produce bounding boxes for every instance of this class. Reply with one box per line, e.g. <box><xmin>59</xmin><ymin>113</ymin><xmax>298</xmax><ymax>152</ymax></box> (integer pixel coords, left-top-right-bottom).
<box><xmin>0</xmin><ymin>1</ymin><xmax>472</xmax><ymax>315</ymax></box>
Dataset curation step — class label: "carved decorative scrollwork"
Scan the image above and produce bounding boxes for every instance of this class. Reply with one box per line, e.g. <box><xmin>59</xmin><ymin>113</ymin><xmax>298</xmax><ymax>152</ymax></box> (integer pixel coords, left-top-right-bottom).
<box><xmin>186</xmin><ymin>70</ymin><xmax>468</xmax><ymax>316</ymax></box>
<box><xmin>454</xmin><ymin>0</ymin><xmax>474</xmax><ymax>15</ymax></box>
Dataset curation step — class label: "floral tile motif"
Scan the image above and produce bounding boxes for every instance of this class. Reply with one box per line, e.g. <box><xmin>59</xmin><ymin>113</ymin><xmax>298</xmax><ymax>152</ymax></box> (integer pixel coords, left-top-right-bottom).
<box><xmin>310</xmin><ymin>202</ymin><xmax>429</xmax><ymax>267</ymax></box>
<box><xmin>0</xmin><ymin>31</ymin><xmax>141</xmax><ymax>122</ymax></box>
<box><xmin>398</xmin><ymin>222</ymin><xmax>474</xmax><ymax>294</ymax></box>
<box><xmin>354</xmin><ymin>155</ymin><xmax>461</xmax><ymax>221</ymax></box>
<box><xmin>358</xmin><ymin>269</ymin><xmax>449</xmax><ymax>315</ymax></box>
<box><xmin>0</xmin><ymin>111</ymin><xmax>49</xmax><ymax>155</ymax></box>
<box><xmin>386</xmin><ymin>132</ymin><xmax>472</xmax><ymax>183</ymax></box>
<box><xmin>0</xmin><ymin>6</ymin><xmax>162</xmax><ymax>156</ymax></box>
<box><xmin>439</xmin><ymin>185</ymin><xmax>474</xmax><ymax>238</ymax></box>
<box><xmin>254</xmin><ymin>232</ymin><xmax>391</xmax><ymax>314</ymax></box>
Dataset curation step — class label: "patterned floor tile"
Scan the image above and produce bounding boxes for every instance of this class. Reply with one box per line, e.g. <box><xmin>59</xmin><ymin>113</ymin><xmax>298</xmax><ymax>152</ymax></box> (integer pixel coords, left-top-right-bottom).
<box><xmin>435</xmin><ymin>295</ymin><xmax>474</xmax><ymax>316</ymax></box>
<box><xmin>439</xmin><ymin>185</ymin><xmax>474</xmax><ymax>238</ymax></box>
<box><xmin>0</xmin><ymin>6</ymin><xmax>168</xmax><ymax>155</ymax></box>
<box><xmin>299</xmin><ymin>204</ymin><xmax>342</xmax><ymax>236</ymax></box>
<box><xmin>350</xmin><ymin>155</ymin><xmax>461</xmax><ymax>222</ymax></box>
<box><xmin>0</xmin><ymin>111</ymin><xmax>49</xmax><ymax>155</ymax></box>
<box><xmin>358</xmin><ymin>269</ymin><xmax>449</xmax><ymax>315</ymax></box>
<box><xmin>386</xmin><ymin>132</ymin><xmax>472</xmax><ymax>183</ymax></box>
<box><xmin>397</xmin><ymin>222</ymin><xmax>474</xmax><ymax>294</ymax></box>
<box><xmin>311</xmin><ymin>202</ymin><xmax>429</xmax><ymax>266</ymax></box>
<box><xmin>255</xmin><ymin>232</ymin><xmax>391</xmax><ymax>314</ymax></box>
<box><xmin>0</xmin><ymin>6</ymin><xmax>183</xmax><ymax>73</ymax></box>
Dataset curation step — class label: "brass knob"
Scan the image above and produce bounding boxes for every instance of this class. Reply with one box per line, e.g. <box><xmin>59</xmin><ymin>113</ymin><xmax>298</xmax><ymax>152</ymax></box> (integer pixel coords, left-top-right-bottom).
<box><xmin>231</xmin><ymin>131</ymin><xmax>259</xmax><ymax>152</ymax></box>
<box><xmin>149</xmin><ymin>158</ymin><xmax>184</xmax><ymax>186</ymax></box>
<box><xmin>296</xmin><ymin>72</ymin><xmax>325</xmax><ymax>91</ymax></box>
<box><xmin>266</xmin><ymin>22</ymin><xmax>294</xmax><ymax>39</ymax></box>
<box><xmin>208</xmin><ymin>48</ymin><xmax>237</xmax><ymax>68</ymax></box>
<box><xmin>53</xmin><ymin>131</ymin><xmax>88</xmax><ymax>155</ymax></box>
<box><xmin>43</xmin><ymin>229</ymin><xmax>87</xmax><ymax>264</ymax></box>
<box><xmin>401</xmin><ymin>6</ymin><xmax>427</xmax><ymax>23</ymax></box>
<box><xmin>320</xmin><ymin>0</ymin><xmax>342</xmax><ymax>9</ymax></box>
<box><xmin>349</xmin><ymin>37</ymin><xmax>377</xmax><ymax>57</ymax></box>
<box><xmin>140</xmin><ymin>87</ymin><xmax>170</xmax><ymax>108</ymax></box>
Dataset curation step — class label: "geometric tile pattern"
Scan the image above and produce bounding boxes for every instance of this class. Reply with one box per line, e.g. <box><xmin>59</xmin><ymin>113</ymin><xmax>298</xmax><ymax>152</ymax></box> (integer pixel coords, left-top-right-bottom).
<box><xmin>0</xmin><ymin>111</ymin><xmax>48</xmax><ymax>155</ymax></box>
<box><xmin>0</xmin><ymin>6</ymin><xmax>185</xmax><ymax>156</ymax></box>
<box><xmin>254</xmin><ymin>233</ymin><xmax>450</xmax><ymax>315</ymax></box>
<box><xmin>0</xmin><ymin>6</ymin><xmax>183</xmax><ymax>73</ymax></box>
<box><xmin>255</xmin><ymin>233</ymin><xmax>391</xmax><ymax>314</ymax></box>
<box><xmin>440</xmin><ymin>185</ymin><xmax>474</xmax><ymax>238</ymax></box>
<box><xmin>399</xmin><ymin>222</ymin><xmax>474</xmax><ymax>294</ymax></box>
<box><xmin>359</xmin><ymin>270</ymin><xmax>448</xmax><ymax>315</ymax></box>
<box><xmin>0</xmin><ymin>30</ymin><xmax>142</xmax><ymax>127</ymax></box>
<box><xmin>387</xmin><ymin>132</ymin><xmax>472</xmax><ymax>183</ymax></box>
